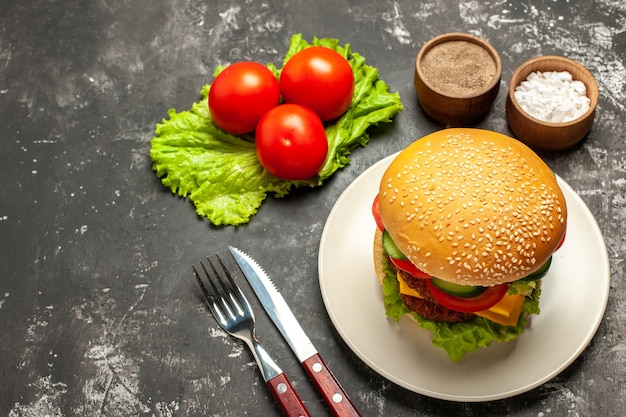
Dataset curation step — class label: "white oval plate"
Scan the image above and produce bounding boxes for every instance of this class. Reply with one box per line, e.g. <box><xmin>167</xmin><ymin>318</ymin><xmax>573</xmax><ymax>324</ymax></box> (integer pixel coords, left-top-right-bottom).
<box><xmin>318</xmin><ymin>153</ymin><xmax>610</xmax><ymax>402</ymax></box>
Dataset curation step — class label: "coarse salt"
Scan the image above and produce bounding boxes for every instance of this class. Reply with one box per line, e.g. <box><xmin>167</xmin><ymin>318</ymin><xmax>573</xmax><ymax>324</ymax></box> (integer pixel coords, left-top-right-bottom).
<box><xmin>514</xmin><ymin>71</ymin><xmax>590</xmax><ymax>123</ymax></box>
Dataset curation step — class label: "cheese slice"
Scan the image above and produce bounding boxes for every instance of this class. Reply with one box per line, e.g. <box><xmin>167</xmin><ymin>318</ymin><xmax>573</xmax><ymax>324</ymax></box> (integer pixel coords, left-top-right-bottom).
<box><xmin>475</xmin><ymin>293</ymin><xmax>525</xmax><ymax>326</ymax></box>
<box><xmin>397</xmin><ymin>273</ymin><xmax>422</xmax><ymax>298</ymax></box>
<box><xmin>397</xmin><ymin>272</ymin><xmax>525</xmax><ymax>326</ymax></box>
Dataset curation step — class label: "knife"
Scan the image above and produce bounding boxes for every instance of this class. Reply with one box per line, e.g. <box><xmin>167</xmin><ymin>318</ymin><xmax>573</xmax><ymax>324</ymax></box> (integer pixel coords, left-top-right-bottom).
<box><xmin>229</xmin><ymin>246</ymin><xmax>362</xmax><ymax>417</ymax></box>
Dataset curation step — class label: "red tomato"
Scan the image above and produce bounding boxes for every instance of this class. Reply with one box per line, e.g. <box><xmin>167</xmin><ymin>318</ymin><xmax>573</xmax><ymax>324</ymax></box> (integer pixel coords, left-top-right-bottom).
<box><xmin>426</xmin><ymin>280</ymin><xmax>509</xmax><ymax>313</ymax></box>
<box><xmin>389</xmin><ymin>257</ymin><xmax>431</xmax><ymax>279</ymax></box>
<box><xmin>279</xmin><ymin>46</ymin><xmax>355</xmax><ymax>121</ymax></box>
<box><xmin>372</xmin><ymin>195</ymin><xmax>385</xmax><ymax>231</ymax></box>
<box><xmin>255</xmin><ymin>104</ymin><xmax>328</xmax><ymax>180</ymax></box>
<box><xmin>208</xmin><ymin>62</ymin><xmax>280</xmax><ymax>134</ymax></box>
<box><xmin>555</xmin><ymin>228</ymin><xmax>566</xmax><ymax>251</ymax></box>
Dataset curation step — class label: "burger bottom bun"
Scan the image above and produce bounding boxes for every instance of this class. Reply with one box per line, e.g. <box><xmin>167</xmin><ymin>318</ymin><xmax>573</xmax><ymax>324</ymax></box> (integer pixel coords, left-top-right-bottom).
<box><xmin>373</xmin><ymin>228</ymin><xmax>387</xmax><ymax>286</ymax></box>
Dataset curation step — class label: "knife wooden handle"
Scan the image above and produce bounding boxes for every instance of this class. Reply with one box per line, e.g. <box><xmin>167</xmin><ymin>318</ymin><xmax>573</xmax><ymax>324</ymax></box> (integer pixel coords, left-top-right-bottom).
<box><xmin>302</xmin><ymin>353</ymin><xmax>362</xmax><ymax>417</ymax></box>
<box><xmin>267</xmin><ymin>373</ymin><xmax>312</xmax><ymax>417</ymax></box>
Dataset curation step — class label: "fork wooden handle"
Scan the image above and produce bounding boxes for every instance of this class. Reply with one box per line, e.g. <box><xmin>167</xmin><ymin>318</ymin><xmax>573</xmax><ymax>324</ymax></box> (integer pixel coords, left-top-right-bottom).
<box><xmin>267</xmin><ymin>373</ymin><xmax>311</xmax><ymax>417</ymax></box>
<box><xmin>302</xmin><ymin>353</ymin><xmax>362</xmax><ymax>417</ymax></box>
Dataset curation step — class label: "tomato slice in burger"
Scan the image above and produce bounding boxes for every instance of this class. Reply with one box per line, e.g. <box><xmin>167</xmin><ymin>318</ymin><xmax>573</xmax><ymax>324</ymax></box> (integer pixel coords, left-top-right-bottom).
<box><xmin>389</xmin><ymin>257</ymin><xmax>431</xmax><ymax>279</ymax></box>
<box><xmin>426</xmin><ymin>280</ymin><xmax>510</xmax><ymax>313</ymax></box>
<box><xmin>372</xmin><ymin>195</ymin><xmax>384</xmax><ymax>231</ymax></box>
<box><xmin>555</xmin><ymin>228</ymin><xmax>566</xmax><ymax>251</ymax></box>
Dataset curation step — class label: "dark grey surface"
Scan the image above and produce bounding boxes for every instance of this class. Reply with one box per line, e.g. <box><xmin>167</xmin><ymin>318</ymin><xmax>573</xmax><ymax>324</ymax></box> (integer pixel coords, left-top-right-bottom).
<box><xmin>1</xmin><ymin>0</ymin><xmax>624</xmax><ymax>416</ymax></box>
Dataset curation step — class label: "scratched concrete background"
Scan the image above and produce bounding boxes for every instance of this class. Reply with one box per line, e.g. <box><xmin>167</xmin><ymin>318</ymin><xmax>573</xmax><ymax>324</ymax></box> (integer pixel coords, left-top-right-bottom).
<box><xmin>0</xmin><ymin>0</ymin><xmax>625</xmax><ymax>416</ymax></box>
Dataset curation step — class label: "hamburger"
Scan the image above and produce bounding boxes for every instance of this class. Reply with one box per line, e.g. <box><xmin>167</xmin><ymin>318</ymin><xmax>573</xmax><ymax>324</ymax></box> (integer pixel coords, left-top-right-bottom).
<box><xmin>373</xmin><ymin>128</ymin><xmax>567</xmax><ymax>361</ymax></box>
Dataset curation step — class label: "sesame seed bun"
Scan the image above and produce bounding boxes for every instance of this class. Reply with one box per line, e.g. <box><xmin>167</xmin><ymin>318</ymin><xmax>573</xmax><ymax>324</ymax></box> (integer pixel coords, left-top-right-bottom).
<box><xmin>378</xmin><ymin>128</ymin><xmax>567</xmax><ymax>286</ymax></box>
<box><xmin>373</xmin><ymin>228</ymin><xmax>387</xmax><ymax>286</ymax></box>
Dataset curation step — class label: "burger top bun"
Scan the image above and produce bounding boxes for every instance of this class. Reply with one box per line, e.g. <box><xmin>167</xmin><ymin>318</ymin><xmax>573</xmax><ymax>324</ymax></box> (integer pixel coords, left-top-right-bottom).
<box><xmin>378</xmin><ymin>128</ymin><xmax>567</xmax><ymax>286</ymax></box>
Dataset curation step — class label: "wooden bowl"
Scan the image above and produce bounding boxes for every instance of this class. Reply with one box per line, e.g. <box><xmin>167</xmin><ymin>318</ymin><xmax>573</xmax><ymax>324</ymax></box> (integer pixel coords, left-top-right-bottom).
<box><xmin>506</xmin><ymin>55</ymin><xmax>598</xmax><ymax>151</ymax></box>
<box><xmin>414</xmin><ymin>33</ymin><xmax>502</xmax><ymax>126</ymax></box>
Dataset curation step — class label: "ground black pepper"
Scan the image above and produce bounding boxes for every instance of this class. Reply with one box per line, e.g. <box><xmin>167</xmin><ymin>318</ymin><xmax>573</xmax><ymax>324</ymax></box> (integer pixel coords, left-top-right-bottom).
<box><xmin>421</xmin><ymin>40</ymin><xmax>497</xmax><ymax>97</ymax></box>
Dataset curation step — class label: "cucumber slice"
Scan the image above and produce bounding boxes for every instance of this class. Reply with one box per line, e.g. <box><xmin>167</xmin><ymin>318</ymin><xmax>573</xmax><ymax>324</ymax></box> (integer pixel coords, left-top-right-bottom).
<box><xmin>382</xmin><ymin>230</ymin><xmax>407</xmax><ymax>260</ymax></box>
<box><xmin>430</xmin><ymin>277</ymin><xmax>487</xmax><ymax>298</ymax></box>
<box><xmin>520</xmin><ymin>256</ymin><xmax>552</xmax><ymax>282</ymax></box>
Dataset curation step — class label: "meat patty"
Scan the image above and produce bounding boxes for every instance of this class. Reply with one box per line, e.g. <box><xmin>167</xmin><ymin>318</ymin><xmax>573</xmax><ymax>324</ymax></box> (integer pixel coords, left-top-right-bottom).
<box><xmin>393</xmin><ymin>261</ymin><xmax>476</xmax><ymax>323</ymax></box>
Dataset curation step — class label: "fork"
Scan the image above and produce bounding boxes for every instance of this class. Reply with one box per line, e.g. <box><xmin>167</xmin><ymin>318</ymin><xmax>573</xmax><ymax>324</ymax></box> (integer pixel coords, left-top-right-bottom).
<box><xmin>193</xmin><ymin>255</ymin><xmax>311</xmax><ymax>417</ymax></box>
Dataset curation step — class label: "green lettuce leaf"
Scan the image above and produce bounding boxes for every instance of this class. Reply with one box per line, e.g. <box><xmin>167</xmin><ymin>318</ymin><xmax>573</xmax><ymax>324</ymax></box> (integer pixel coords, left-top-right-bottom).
<box><xmin>381</xmin><ymin>256</ymin><xmax>542</xmax><ymax>362</ymax></box>
<box><xmin>150</xmin><ymin>34</ymin><xmax>403</xmax><ymax>226</ymax></box>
